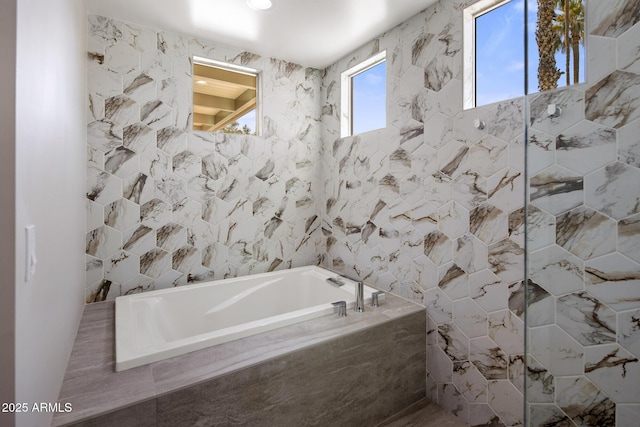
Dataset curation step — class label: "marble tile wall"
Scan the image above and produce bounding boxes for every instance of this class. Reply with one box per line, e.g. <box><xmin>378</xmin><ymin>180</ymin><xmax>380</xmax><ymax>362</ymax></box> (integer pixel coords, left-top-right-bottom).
<box><xmin>525</xmin><ymin>1</ymin><xmax>640</xmax><ymax>425</ymax></box>
<box><xmin>84</xmin><ymin>1</ymin><xmax>640</xmax><ymax>425</ymax></box>
<box><xmin>85</xmin><ymin>15</ymin><xmax>323</xmax><ymax>301</ymax></box>
<box><xmin>320</xmin><ymin>0</ymin><xmax>526</xmax><ymax>425</ymax></box>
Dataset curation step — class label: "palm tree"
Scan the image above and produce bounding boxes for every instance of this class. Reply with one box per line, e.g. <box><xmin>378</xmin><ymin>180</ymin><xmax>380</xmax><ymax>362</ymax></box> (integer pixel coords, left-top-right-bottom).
<box><xmin>536</xmin><ymin>0</ymin><xmax>562</xmax><ymax>91</ymax></box>
<box><xmin>553</xmin><ymin>0</ymin><xmax>585</xmax><ymax>85</ymax></box>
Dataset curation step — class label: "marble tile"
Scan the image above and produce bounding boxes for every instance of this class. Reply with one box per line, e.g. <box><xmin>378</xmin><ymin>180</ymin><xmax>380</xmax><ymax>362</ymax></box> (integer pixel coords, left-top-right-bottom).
<box><xmin>89</xmin><ymin>67</ymin><xmax>122</xmax><ymax>100</ymax></box>
<box><xmin>488</xmin><ymin>309</ymin><xmax>524</xmax><ymax>356</ymax></box>
<box><xmin>587</xmin><ymin>36</ymin><xmax>617</xmax><ymax>85</ymax></box>
<box><xmin>468</xmin><ymin>136</ymin><xmax>508</xmax><ymax>178</ymax></box>
<box><xmin>453</xmin><ymin>361</ymin><xmax>487</xmax><ymax>404</ymax></box>
<box><xmin>104</xmin><ymin>40</ymin><xmax>140</xmax><ymax>77</ymax></box>
<box><xmin>508</xmin><ymin>281</ymin><xmax>524</xmax><ymax>319</ymax></box>
<box><xmin>122</xmin><ymin>22</ymin><xmax>156</xmax><ymax>53</ymax></box>
<box><xmin>470</xmin><ymin>336</ymin><xmax>508</xmax><ymax>381</ymax></box>
<box><xmin>104</xmin><ymin>250</ymin><xmax>140</xmax><ymax>285</ymax></box>
<box><xmin>556</xmin><ymin>206</ymin><xmax>617</xmax><ymax>260</ymax></box>
<box><xmin>438</xmin><ymin>382</ymin><xmax>469</xmax><ymax>423</ymax></box>
<box><xmin>555</xmin><ymin>376</ymin><xmax>616</xmax><ymax>427</ymax></box>
<box><xmin>105</xmin><ymin>94</ymin><xmax>139</xmax><ymax>128</ymax></box>
<box><xmin>528</xmin><ymin>244</ymin><xmax>584</xmax><ymax>296</ymax></box>
<box><xmin>617</xmin><ymin>404</ymin><xmax>640</xmax><ymax>427</ymax></box>
<box><xmin>524</xmin><ymin>206</ymin><xmax>555</xmax><ymax>252</ymax></box>
<box><xmin>526</xmin><ymin>129</ymin><xmax>555</xmax><ymax>176</ymax></box>
<box><xmin>88</xmin><ymin>15</ymin><xmax>122</xmax><ymax>48</ymax></box>
<box><xmin>585</xmin><ymin>344</ymin><xmax>640</xmax><ymax>403</ymax></box>
<box><xmin>487</xmin><ymin>380</ymin><xmax>523</xmax><ymax>427</ymax></box>
<box><xmin>588</xmin><ymin>0</ymin><xmax>640</xmax><ymax>38</ymax></box>
<box><xmin>139</xmin><ymin>248</ymin><xmax>171</xmax><ymax>278</ymax></box>
<box><xmin>121</xmin><ymin>275</ymin><xmax>155</xmax><ymax>296</ymax></box>
<box><xmin>556</xmin><ymin>291</ymin><xmax>617</xmax><ymax>346</ymax></box>
<box><xmin>468</xmin><ymin>403</ymin><xmax>504</xmax><ymax>427</ymax></box>
<box><xmin>438</xmin><ymin>140</ymin><xmax>469</xmax><ymax>179</ymax></box>
<box><xmin>487</xmin><ymin>169</ymin><xmax>523</xmax><ymax>214</ymax></box>
<box><xmin>451</xmin><ymin>170</ymin><xmax>488</xmax><ymax>210</ymax></box>
<box><xmin>618</xmin><ymin>308</ymin><xmax>640</xmax><ymax>358</ymax></box>
<box><xmin>525</xmin><ymin>281</ymin><xmax>554</xmax><ymax>327</ymax></box>
<box><xmin>529</xmin><ymin>88</ymin><xmax>585</xmax><ymax>135</ymax></box>
<box><xmin>438</xmin><ymin>263</ymin><xmax>468</xmax><ymax>301</ymax></box>
<box><xmin>453</xmin><ymin>233</ymin><xmax>488</xmax><ymax>274</ymax></box>
<box><xmin>585</xmin><ymin>161</ymin><xmax>640</xmax><ymax>220</ymax></box>
<box><xmin>104</xmin><ymin>198</ymin><xmax>139</xmax><ymax>231</ymax></box>
<box><xmin>423</xmin><ymin>230</ymin><xmax>453</xmax><ymax>266</ymax></box>
<box><xmin>556</xmin><ymin>120</ymin><xmax>617</xmax><ymax>175</ymax></box>
<box><xmin>122</xmin><ymin>226</ymin><xmax>155</xmax><ymax>256</ymax></box>
<box><xmin>123</xmin><ymin>173</ymin><xmax>155</xmax><ymax>205</ymax></box>
<box><xmin>86</xmin><ymin>255</ymin><xmax>103</xmax><ymax>288</ymax></box>
<box><xmin>488</xmin><ymin>238</ymin><xmax>524</xmax><ymax>284</ymax></box>
<box><xmin>585</xmin><ymin>253</ymin><xmax>640</xmax><ymax>312</ymax></box>
<box><xmin>469</xmin><ymin>270</ymin><xmax>509</xmax><ymax>313</ymax></box>
<box><xmin>469</xmin><ymin>203</ymin><xmax>508</xmax><ymax>245</ymax></box>
<box><xmin>87</xmin><ymin>171</ymin><xmax>123</xmax><ymax>206</ymax></box>
<box><xmin>428</xmin><ymin>345</ymin><xmax>454</xmax><ymax>384</ymax></box>
<box><xmin>438</xmin><ymin>323</ymin><xmax>470</xmax><ymax>362</ymax></box>
<box><xmin>530</xmin><ymin>165</ymin><xmax>583</xmax><ymax>216</ymax></box>
<box><xmin>618</xmin><ymin>22</ymin><xmax>640</xmax><ymax>74</ymax></box>
<box><xmin>529</xmin><ymin>325</ymin><xmax>584</xmax><ymax>376</ymax></box>
<box><xmin>86</xmin><ymin>225</ymin><xmax>122</xmax><ymax>259</ymax></box>
<box><xmin>618</xmin><ymin>118</ymin><xmax>640</xmax><ymax>169</ymax></box>
<box><xmin>508</xmin><ymin>354</ymin><xmax>524</xmax><ymax>395</ymax></box>
<box><xmin>528</xmin><ymin>404</ymin><xmax>573</xmax><ymax>427</ymax></box>
<box><xmin>525</xmin><ymin>354</ymin><xmax>554</xmax><ymax>404</ymax></box>
<box><xmin>425</xmin><ymin>287</ymin><xmax>453</xmax><ymax>325</ymax></box>
<box><xmin>438</xmin><ymin>202</ymin><xmax>469</xmax><ymax>240</ymax></box>
<box><xmin>585</xmin><ymin>70</ymin><xmax>640</xmax><ymax>129</ymax></box>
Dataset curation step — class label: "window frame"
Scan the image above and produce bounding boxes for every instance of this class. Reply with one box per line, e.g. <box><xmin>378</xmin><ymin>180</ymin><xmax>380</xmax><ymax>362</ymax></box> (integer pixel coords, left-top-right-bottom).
<box><xmin>463</xmin><ymin>0</ymin><xmax>511</xmax><ymax>110</ymax></box>
<box><xmin>340</xmin><ymin>50</ymin><xmax>387</xmax><ymax>137</ymax></box>
<box><xmin>192</xmin><ymin>55</ymin><xmax>262</xmax><ymax>135</ymax></box>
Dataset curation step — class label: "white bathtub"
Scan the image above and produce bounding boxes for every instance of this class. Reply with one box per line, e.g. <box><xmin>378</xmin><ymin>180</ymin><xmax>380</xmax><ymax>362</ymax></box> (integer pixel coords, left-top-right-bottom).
<box><xmin>115</xmin><ymin>266</ymin><xmax>378</xmax><ymax>371</ymax></box>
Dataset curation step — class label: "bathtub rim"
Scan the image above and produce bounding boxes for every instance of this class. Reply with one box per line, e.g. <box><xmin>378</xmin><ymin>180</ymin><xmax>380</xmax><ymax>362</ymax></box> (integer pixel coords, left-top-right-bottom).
<box><xmin>115</xmin><ymin>265</ymin><xmax>377</xmax><ymax>371</ymax></box>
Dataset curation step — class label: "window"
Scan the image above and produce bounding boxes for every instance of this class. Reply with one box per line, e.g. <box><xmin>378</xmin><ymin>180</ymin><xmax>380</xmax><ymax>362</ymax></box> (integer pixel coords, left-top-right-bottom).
<box><xmin>192</xmin><ymin>56</ymin><xmax>259</xmax><ymax>134</ymax></box>
<box><xmin>341</xmin><ymin>51</ymin><xmax>386</xmax><ymax>137</ymax></box>
<box><xmin>464</xmin><ymin>0</ymin><xmax>585</xmax><ymax>110</ymax></box>
<box><xmin>464</xmin><ymin>0</ymin><xmax>523</xmax><ymax>109</ymax></box>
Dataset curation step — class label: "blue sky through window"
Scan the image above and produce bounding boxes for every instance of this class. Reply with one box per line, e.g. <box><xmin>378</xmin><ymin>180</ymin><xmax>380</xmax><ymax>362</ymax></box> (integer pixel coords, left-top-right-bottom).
<box><xmin>473</xmin><ymin>0</ymin><xmax>585</xmax><ymax>107</ymax></box>
<box><xmin>235</xmin><ymin>108</ymin><xmax>256</xmax><ymax>133</ymax></box>
<box><xmin>352</xmin><ymin>60</ymin><xmax>386</xmax><ymax>135</ymax></box>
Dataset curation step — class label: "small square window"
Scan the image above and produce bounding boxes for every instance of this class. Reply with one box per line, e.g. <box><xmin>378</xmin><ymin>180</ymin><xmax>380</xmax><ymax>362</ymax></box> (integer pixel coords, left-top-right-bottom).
<box><xmin>193</xmin><ymin>56</ymin><xmax>259</xmax><ymax>135</ymax></box>
<box><xmin>341</xmin><ymin>51</ymin><xmax>386</xmax><ymax>137</ymax></box>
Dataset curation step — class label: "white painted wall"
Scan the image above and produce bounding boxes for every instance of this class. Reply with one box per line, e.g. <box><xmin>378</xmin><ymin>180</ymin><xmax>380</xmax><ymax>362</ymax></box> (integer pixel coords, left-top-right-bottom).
<box><xmin>0</xmin><ymin>0</ymin><xmax>17</xmax><ymax>426</ymax></box>
<box><xmin>14</xmin><ymin>0</ymin><xmax>87</xmax><ymax>425</ymax></box>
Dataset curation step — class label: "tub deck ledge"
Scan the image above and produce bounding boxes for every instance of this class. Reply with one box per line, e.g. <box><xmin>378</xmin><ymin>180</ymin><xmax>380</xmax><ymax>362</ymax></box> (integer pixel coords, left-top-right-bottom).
<box><xmin>53</xmin><ymin>289</ymin><xmax>424</xmax><ymax>426</ymax></box>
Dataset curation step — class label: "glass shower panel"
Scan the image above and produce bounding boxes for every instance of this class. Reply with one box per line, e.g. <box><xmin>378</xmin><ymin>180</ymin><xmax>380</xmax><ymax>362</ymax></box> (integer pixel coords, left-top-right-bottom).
<box><xmin>525</xmin><ymin>0</ymin><xmax>640</xmax><ymax>426</ymax></box>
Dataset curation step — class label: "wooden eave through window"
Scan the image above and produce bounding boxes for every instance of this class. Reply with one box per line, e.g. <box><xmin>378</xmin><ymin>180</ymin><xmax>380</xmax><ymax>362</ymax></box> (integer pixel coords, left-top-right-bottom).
<box><xmin>193</xmin><ymin>63</ymin><xmax>257</xmax><ymax>132</ymax></box>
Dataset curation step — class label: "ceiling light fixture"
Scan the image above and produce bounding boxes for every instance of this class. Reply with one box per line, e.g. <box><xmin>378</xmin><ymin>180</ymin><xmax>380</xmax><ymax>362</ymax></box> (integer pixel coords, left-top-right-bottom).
<box><xmin>246</xmin><ymin>0</ymin><xmax>273</xmax><ymax>11</ymax></box>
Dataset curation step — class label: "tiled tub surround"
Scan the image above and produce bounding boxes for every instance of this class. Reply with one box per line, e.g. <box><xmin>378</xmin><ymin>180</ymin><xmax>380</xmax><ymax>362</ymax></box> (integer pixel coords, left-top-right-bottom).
<box><xmin>320</xmin><ymin>1</ymin><xmax>526</xmax><ymax>425</ymax></box>
<box><xmin>525</xmin><ymin>1</ymin><xmax>640</xmax><ymax>425</ymax></box>
<box><xmin>86</xmin><ymin>14</ymin><xmax>323</xmax><ymax>302</ymax></box>
<box><xmin>52</xmin><ymin>293</ymin><xmax>425</xmax><ymax>426</ymax></box>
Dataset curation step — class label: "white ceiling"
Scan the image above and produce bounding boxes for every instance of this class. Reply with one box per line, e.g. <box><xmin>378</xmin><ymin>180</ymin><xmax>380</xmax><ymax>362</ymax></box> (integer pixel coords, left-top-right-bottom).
<box><xmin>86</xmin><ymin>0</ymin><xmax>439</xmax><ymax>69</ymax></box>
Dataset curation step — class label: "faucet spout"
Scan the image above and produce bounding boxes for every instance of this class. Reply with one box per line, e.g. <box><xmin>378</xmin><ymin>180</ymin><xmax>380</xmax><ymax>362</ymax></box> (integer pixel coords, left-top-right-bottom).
<box><xmin>339</xmin><ymin>274</ymin><xmax>364</xmax><ymax>313</ymax></box>
<box><xmin>354</xmin><ymin>280</ymin><xmax>364</xmax><ymax>312</ymax></box>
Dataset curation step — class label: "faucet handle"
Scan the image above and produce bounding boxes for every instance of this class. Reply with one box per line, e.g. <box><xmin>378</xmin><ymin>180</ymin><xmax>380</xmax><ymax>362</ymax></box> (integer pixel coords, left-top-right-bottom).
<box><xmin>371</xmin><ymin>291</ymin><xmax>385</xmax><ymax>307</ymax></box>
<box><xmin>332</xmin><ymin>300</ymin><xmax>347</xmax><ymax>317</ymax></box>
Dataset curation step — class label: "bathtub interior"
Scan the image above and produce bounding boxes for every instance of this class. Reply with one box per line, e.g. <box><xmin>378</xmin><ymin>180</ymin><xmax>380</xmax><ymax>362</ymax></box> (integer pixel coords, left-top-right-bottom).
<box><xmin>115</xmin><ymin>266</ymin><xmax>378</xmax><ymax>371</ymax></box>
